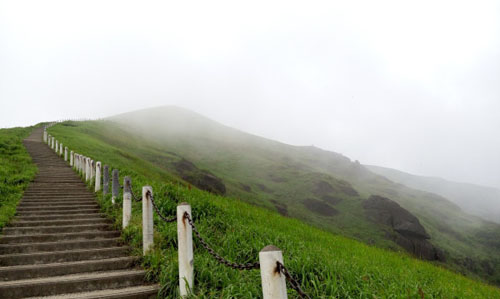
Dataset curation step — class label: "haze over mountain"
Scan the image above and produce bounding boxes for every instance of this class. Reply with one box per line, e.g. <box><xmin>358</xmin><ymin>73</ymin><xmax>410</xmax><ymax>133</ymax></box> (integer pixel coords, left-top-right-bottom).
<box><xmin>367</xmin><ymin>165</ymin><xmax>500</xmax><ymax>224</ymax></box>
<box><xmin>2</xmin><ymin>1</ymin><xmax>500</xmax><ymax>191</ymax></box>
<box><xmin>101</xmin><ymin>106</ymin><xmax>500</xmax><ymax>285</ymax></box>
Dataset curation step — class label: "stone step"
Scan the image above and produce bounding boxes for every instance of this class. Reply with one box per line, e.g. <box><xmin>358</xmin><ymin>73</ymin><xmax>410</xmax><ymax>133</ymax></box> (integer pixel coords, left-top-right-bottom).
<box><xmin>2</xmin><ymin>223</ymin><xmax>112</xmax><ymax>235</ymax></box>
<box><xmin>18</xmin><ymin>200</ymin><xmax>98</xmax><ymax>207</ymax></box>
<box><xmin>0</xmin><ymin>246</ymin><xmax>130</xmax><ymax>266</ymax></box>
<box><xmin>21</xmin><ymin>197</ymin><xmax>96</xmax><ymax>201</ymax></box>
<box><xmin>16</xmin><ymin>204</ymin><xmax>99</xmax><ymax>212</ymax></box>
<box><xmin>5</xmin><ymin>128</ymin><xmax>157</xmax><ymax>298</ymax></box>
<box><xmin>0</xmin><ymin>269</ymin><xmax>148</xmax><ymax>298</ymax></box>
<box><xmin>17</xmin><ymin>208</ymin><xmax>101</xmax><ymax>216</ymax></box>
<box><xmin>0</xmin><ymin>237</ymin><xmax>121</xmax><ymax>254</ymax></box>
<box><xmin>22</xmin><ymin>195</ymin><xmax>94</xmax><ymax>199</ymax></box>
<box><xmin>27</xmin><ymin>183</ymin><xmax>87</xmax><ymax>185</ymax></box>
<box><xmin>14</xmin><ymin>213</ymin><xmax>106</xmax><ymax>221</ymax></box>
<box><xmin>23</xmin><ymin>193</ymin><xmax>94</xmax><ymax>197</ymax></box>
<box><xmin>0</xmin><ymin>256</ymin><xmax>137</xmax><ymax>281</ymax></box>
<box><xmin>23</xmin><ymin>192</ymin><xmax>93</xmax><ymax>195</ymax></box>
<box><xmin>20</xmin><ymin>198</ymin><xmax>97</xmax><ymax>203</ymax></box>
<box><xmin>26</xmin><ymin>285</ymin><xmax>160</xmax><ymax>299</ymax></box>
<box><xmin>9</xmin><ymin>218</ymin><xmax>110</xmax><ymax>228</ymax></box>
<box><xmin>0</xmin><ymin>231</ymin><xmax>120</xmax><ymax>244</ymax></box>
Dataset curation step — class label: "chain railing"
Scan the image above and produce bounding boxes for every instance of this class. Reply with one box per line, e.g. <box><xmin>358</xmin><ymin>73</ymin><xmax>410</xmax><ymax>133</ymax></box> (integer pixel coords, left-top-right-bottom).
<box><xmin>45</xmin><ymin>128</ymin><xmax>311</xmax><ymax>299</ymax></box>
<box><xmin>183</xmin><ymin>212</ymin><xmax>260</xmax><ymax>271</ymax></box>
<box><xmin>125</xmin><ymin>180</ymin><xmax>143</xmax><ymax>202</ymax></box>
<box><xmin>277</xmin><ymin>262</ymin><xmax>311</xmax><ymax>299</ymax></box>
<box><xmin>149</xmin><ymin>192</ymin><xmax>176</xmax><ymax>223</ymax></box>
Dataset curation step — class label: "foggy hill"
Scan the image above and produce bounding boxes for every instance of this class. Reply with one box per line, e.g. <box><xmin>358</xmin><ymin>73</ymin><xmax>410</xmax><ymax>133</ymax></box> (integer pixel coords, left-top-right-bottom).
<box><xmin>367</xmin><ymin>165</ymin><xmax>500</xmax><ymax>224</ymax></box>
<box><xmin>104</xmin><ymin>106</ymin><xmax>500</xmax><ymax>284</ymax></box>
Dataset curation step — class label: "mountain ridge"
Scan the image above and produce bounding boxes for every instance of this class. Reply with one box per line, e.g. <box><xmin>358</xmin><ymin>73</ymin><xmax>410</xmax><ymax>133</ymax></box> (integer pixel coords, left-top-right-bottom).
<box><xmin>64</xmin><ymin>105</ymin><xmax>500</xmax><ymax>285</ymax></box>
<box><xmin>367</xmin><ymin>164</ymin><xmax>500</xmax><ymax>224</ymax></box>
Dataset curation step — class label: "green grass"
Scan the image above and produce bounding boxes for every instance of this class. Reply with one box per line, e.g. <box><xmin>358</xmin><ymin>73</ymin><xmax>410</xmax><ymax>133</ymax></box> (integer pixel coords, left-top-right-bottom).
<box><xmin>47</xmin><ymin>120</ymin><xmax>500</xmax><ymax>298</ymax></box>
<box><xmin>108</xmin><ymin>107</ymin><xmax>500</xmax><ymax>285</ymax></box>
<box><xmin>0</xmin><ymin>127</ymin><xmax>37</xmax><ymax>231</ymax></box>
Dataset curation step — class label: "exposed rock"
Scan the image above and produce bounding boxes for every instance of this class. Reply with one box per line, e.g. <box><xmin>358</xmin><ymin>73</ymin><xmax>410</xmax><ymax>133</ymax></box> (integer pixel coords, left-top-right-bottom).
<box><xmin>173</xmin><ymin>158</ymin><xmax>226</xmax><ymax>195</ymax></box>
<box><xmin>239</xmin><ymin>183</ymin><xmax>252</xmax><ymax>192</ymax></box>
<box><xmin>303</xmin><ymin>198</ymin><xmax>338</xmax><ymax>216</ymax></box>
<box><xmin>363</xmin><ymin>195</ymin><xmax>429</xmax><ymax>239</ymax></box>
<box><xmin>313</xmin><ymin>181</ymin><xmax>335</xmax><ymax>196</ymax></box>
<box><xmin>321</xmin><ymin>195</ymin><xmax>342</xmax><ymax>205</ymax></box>
<box><xmin>338</xmin><ymin>181</ymin><xmax>359</xmax><ymax>196</ymax></box>
<box><xmin>393</xmin><ymin>234</ymin><xmax>445</xmax><ymax>261</ymax></box>
<box><xmin>256</xmin><ymin>183</ymin><xmax>273</xmax><ymax>193</ymax></box>
<box><xmin>270</xmin><ymin>199</ymin><xmax>288</xmax><ymax>216</ymax></box>
<box><xmin>182</xmin><ymin>172</ymin><xmax>226</xmax><ymax>195</ymax></box>
<box><xmin>174</xmin><ymin>158</ymin><xmax>196</xmax><ymax>172</ymax></box>
<box><xmin>363</xmin><ymin>195</ymin><xmax>444</xmax><ymax>261</ymax></box>
<box><xmin>269</xmin><ymin>174</ymin><xmax>287</xmax><ymax>183</ymax></box>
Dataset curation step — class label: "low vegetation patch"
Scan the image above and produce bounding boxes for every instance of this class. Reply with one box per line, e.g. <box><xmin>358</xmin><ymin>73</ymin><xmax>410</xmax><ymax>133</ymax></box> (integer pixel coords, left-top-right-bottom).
<box><xmin>0</xmin><ymin>127</ymin><xmax>37</xmax><ymax>230</ymax></box>
<box><xmin>48</xmin><ymin>121</ymin><xmax>500</xmax><ymax>298</ymax></box>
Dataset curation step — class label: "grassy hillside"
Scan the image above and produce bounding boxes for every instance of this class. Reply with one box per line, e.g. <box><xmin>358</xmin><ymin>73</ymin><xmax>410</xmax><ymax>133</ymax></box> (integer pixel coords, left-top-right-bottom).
<box><xmin>46</xmin><ymin>120</ymin><xmax>500</xmax><ymax>298</ymax></box>
<box><xmin>0</xmin><ymin>127</ymin><xmax>37</xmax><ymax>230</ymax></box>
<box><xmin>367</xmin><ymin>165</ymin><xmax>500</xmax><ymax>224</ymax></box>
<box><xmin>97</xmin><ymin>106</ymin><xmax>500</xmax><ymax>285</ymax></box>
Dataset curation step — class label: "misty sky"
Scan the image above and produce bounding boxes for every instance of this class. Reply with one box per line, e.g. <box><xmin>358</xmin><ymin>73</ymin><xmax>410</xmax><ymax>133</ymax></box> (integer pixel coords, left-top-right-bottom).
<box><xmin>1</xmin><ymin>1</ymin><xmax>499</xmax><ymax>189</ymax></box>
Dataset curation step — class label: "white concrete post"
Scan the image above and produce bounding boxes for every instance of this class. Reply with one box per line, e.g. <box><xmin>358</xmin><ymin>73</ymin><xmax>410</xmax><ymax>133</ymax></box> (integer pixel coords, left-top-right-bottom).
<box><xmin>142</xmin><ymin>186</ymin><xmax>154</xmax><ymax>255</ymax></box>
<box><xmin>75</xmin><ymin>154</ymin><xmax>79</xmax><ymax>171</ymax></box>
<box><xmin>70</xmin><ymin>150</ymin><xmax>74</xmax><ymax>166</ymax></box>
<box><xmin>103</xmin><ymin>165</ymin><xmax>110</xmax><ymax>196</ymax></box>
<box><xmin>43</xmin><ymin>131</ymin><xmax>47</xmax><ymax>143</ymax></box>
<box><xmin>80</xmin><ymin>156</ymin><xmax>84</xmax><ymax>176</ymax></box>
<box><xmin>59</xmin><ymin>143</ymin><xmax>63</xmax><ymax>156</ymax></box>
<box><xmin>90</xmin><ymin>160</ymin><xmax>95</xmax><ymax>180</ymax></box>
<box><xmin>177</xmin><ymin>203</ymin><xmax>194</xmax><ymax>297</ymax></box>
<box><xmin>64</xmin><ymin>147</ymin><xmax>68</xmax><ymax>161</ymax></box>
<box><xmin>123</xmin><ymin>176</ymin><xmax>132</xmax><ymax>229</ymax></box>
<box><xmin>85</xmin><ymin>157</ymin><xmax>92</xmax><ymax>181</ymax></box>
<box><xmin>87</xmin><ymin>158</ymin><xmax>91</xmax><ymax>181</ymax></box>
<box><xmin>54</xmin><ymin>139</ymin><xmax>58</xmax><ymax>152</ymax></box>
<box><xmin>85</xmin><ymin>158</ymin><xmax>90</xmax><ymax>182</ymax></box>
<box><xmin>52</xmin><ymin>137</ymin><xmax>55</xmax><ymax>149</ymax></box>
<box><xmin>95</xmin><ymin>162</ymin><xmax>102</xmax><ymax>192</ymax></box>
<box><xmin>259</xmin><ymin>245</ymin><xmax>288</xmax><ymax>299</ymax></box>
<box><xmin>111</xmin><ymin>169</ymin><xmax>119</xmax><ymax>205</ymax></box>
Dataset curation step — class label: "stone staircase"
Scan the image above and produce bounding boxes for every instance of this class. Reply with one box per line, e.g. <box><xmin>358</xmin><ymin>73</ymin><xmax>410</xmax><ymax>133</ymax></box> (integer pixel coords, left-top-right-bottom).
<box><xmin>0</xmin><ymin>128</ymin><xmax>159</xmax><ymax>298</ymax></box>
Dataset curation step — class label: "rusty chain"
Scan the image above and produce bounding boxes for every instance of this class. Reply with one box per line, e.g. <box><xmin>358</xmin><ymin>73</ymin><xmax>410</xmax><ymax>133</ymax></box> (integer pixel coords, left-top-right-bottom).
<box><xmin>109</xmin><ymin>177</ymin><xmax>309</xmax><ymax>296</ymax></box>
<box><xmin>183</xmin><ymin>212</ymin><xmax>260</xmax><ymax>270</ymax></box>
<box><xmin>130</xmin><ymin>190</ymin><xmax>142</xmax><ymax>202</ymax></box>
<box><xmin>129</xmin><ymin>187</ymin><xmax>142</xmax><ymax>202</ymax></box>
<box><xmin>149</xmin><ymin>191</ymin><xmax>177</xmax><ymax>223</ymax></box>
<box><xmin>277</xmin><ymin>261</ymin><xmax>311</xmax><ymax>299</ymax></box>
<box><xmin>123</xmin><ymin>180</ymin><xmax>142</xmax><ymax>202</ymax></box>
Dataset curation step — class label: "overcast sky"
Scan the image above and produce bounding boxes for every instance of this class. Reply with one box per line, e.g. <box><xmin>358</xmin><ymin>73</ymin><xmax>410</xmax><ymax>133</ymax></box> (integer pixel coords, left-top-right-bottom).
<box><xmin>1</xmin><ymin>0</ymin><xmax>499</xmax><ymax>188</ymax></box>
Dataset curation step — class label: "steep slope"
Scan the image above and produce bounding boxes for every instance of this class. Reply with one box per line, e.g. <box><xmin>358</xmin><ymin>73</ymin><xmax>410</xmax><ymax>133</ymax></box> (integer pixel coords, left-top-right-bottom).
<box><xmin>50</xmin><ymin>106</ymin><xmax>500</xmax><ymax>285</ymax></box>
<box><xmin>105</xmin><ymin>106</ymin><xmax>500</xmax><ymax>284</ymax></box>
<box><xmin>367</xmin><ymin>165</ymin><xmax>500</xmax><ymax>223</ymax></box>
<box><xmin>44</xmin><ymin>121</ymin><xmax>500</xmax><ymax>297</ymax></box>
